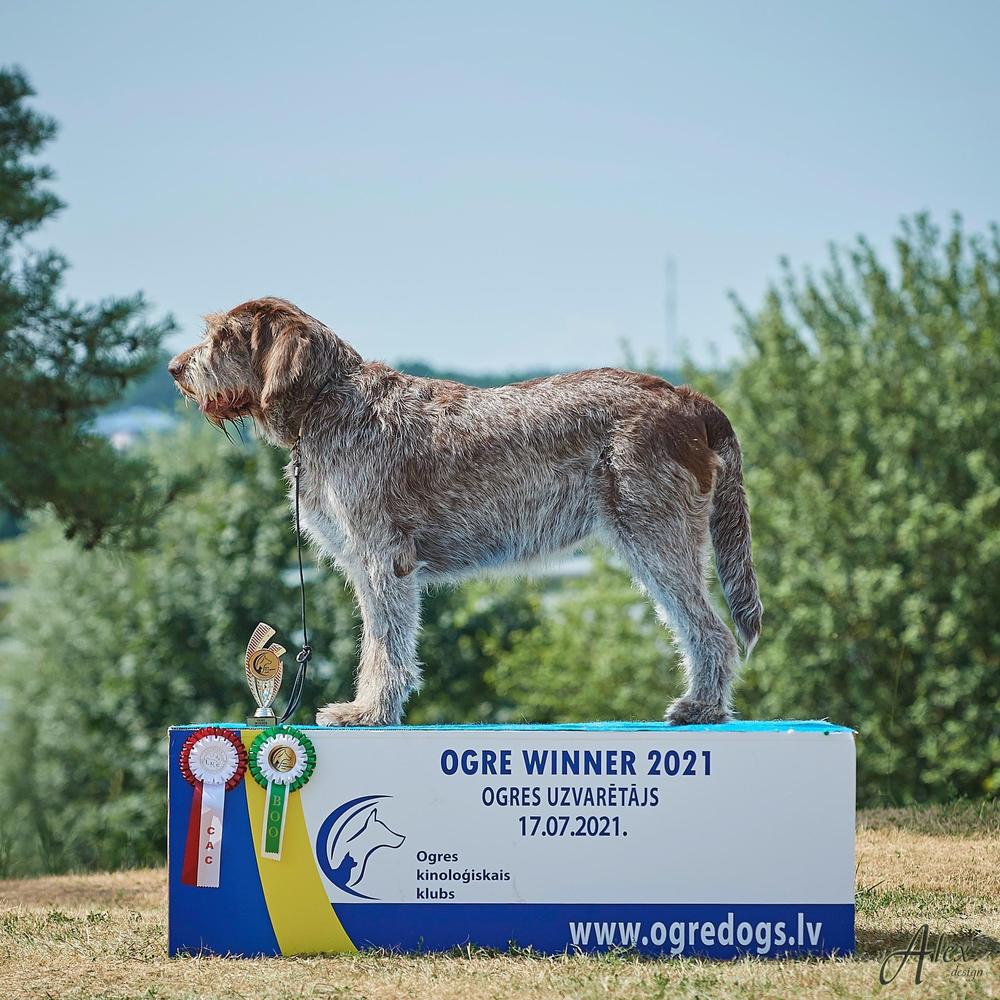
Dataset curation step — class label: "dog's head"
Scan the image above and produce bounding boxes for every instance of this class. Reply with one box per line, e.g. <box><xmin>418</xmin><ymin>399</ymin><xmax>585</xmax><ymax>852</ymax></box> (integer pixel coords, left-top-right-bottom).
<box><xmin>168</xmin><ymin>298</ymin><xmax>360</xmax><ymax>440</ymax></box>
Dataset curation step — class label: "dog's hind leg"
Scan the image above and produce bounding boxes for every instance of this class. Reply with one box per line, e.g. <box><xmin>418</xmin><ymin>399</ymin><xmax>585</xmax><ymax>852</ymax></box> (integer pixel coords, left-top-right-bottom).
<box><xmin>602</xmin><ymin>464</ymin><xmax>739</xmax><ymax>725</ymax></box>
<box><xmin>316</xmin><ymin>567</ymin><xmax>421</xmax><ymax>727</ymax></box>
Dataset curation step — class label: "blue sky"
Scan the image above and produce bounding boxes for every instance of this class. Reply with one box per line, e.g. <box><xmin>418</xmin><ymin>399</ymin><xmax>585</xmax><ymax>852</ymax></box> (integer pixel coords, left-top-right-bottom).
<box><xmin>6</xmin><ymin>1</ymin><xmax>1000</xmax><ymax>372</ymax></box>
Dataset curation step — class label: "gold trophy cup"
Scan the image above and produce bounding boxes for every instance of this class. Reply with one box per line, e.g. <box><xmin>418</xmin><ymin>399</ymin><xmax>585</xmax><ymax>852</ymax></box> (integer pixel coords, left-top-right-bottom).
<box><xmin>245</xmin><ymin>622</ymin><xmax>286</xmax><ymax>726</ymax></box>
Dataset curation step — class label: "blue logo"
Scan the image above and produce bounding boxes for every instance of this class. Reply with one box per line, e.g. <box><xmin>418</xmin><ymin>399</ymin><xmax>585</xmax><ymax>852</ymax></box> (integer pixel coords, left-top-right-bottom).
<box><xmin>316</xmin><ymin>795</ymin><xmax>406</xmax><ymax>899</ymax></box>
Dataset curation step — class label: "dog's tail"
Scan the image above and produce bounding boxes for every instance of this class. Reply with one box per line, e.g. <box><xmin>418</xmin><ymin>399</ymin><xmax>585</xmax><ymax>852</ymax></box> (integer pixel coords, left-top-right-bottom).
<box><xmin>699</xmin><ymin>398</ymin><xmax>763</xmax><ymax>653</ymax></box>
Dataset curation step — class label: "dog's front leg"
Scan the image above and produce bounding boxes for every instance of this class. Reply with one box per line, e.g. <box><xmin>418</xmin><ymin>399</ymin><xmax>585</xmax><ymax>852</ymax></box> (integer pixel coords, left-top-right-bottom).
<box><xmin>316</xmin><ymin>566</ymin><xmax>421</xmax><ymax>727</ymax></box>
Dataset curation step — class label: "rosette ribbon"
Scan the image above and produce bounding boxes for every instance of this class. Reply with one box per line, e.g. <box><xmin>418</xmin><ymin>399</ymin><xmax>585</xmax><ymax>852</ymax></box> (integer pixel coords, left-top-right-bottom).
<box><xmin>249</xmin><ymin>725</ymin><xmax>316</xmax><ymax>860</ymax></box>
<box><xmin>178</xmin><ymin>727</ymin><xmax>247</xmax><ymax>888</ymax></box>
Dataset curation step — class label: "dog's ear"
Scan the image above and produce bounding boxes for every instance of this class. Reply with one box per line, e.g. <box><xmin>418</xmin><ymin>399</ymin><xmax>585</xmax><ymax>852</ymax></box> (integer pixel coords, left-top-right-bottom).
<box><xmin>251</xmin><ymin>302</ymin><xmax>316</xmax><ymax>413</ymax></box>
<box><xmin>232</xmin><ymin>297</ymin><xmax>360</xmax><ymax>416</ymax></box>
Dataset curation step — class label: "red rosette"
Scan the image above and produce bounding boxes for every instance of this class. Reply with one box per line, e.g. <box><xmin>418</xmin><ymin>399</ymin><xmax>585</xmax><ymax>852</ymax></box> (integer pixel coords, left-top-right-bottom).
<box><xmin>179</xmin><ymin>727</ymin><xmax>247</xmax><ymax>790</ymax></box>
<box><xmin>178</xmin><ymin>727</ymin><xmax>247</xmax><ymax>888</ymax></box>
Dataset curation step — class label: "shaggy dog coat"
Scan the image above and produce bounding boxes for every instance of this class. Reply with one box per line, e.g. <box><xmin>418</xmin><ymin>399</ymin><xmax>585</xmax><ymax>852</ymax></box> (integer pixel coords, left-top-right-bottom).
<box><xmin>169</xmin><ymin>298</ymin><xmax>763</xmax><ymax>726</ymax></box>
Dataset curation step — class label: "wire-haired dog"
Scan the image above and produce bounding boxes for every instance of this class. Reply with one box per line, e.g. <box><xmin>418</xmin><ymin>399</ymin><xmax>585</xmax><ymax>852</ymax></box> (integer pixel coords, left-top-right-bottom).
<box><xmin>169</xmin><ymin>298</ymin><xmax>763</xmax><ymax>726</ymax></box>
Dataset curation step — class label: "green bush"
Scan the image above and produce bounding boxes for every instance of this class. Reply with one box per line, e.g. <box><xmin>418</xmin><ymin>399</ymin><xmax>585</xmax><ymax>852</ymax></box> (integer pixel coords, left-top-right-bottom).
<box><xmin>488</xmin><ymin>549</ymin><xmax>681</xmax><ymax>722</ymax></box>
<box><xmin>700</xmin><ymin>215</ymin><xmax>1000</xmax><ymax>804</ymax></box>
<box><xmin>0</xmin><ymin>422</ymin><xmax>539</xmax><ymax>874</ymax></box>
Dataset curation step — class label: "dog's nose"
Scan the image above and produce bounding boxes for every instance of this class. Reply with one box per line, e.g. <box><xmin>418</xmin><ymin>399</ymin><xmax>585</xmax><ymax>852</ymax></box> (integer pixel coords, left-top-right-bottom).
<box><xmin>167</xmin><ymin>354</ymin><xmax>187</xmax><ymax>381</ymax></box>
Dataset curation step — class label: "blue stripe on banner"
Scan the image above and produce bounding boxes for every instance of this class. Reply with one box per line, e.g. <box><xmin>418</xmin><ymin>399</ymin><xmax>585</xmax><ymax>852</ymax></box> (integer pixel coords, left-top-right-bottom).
<box><xmin>332</xmin><ymin>903</ymin><xmax>855</xmax><ymax>957</ymax></box>
<box><xmin>167</xmin><ymin>729</ymin><xmax>280</xmax><ymax>956</ymax></box>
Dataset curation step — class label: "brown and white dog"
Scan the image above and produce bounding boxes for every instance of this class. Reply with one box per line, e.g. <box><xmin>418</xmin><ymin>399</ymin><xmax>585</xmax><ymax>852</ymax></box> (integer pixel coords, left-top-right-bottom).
<box><xmin>169</xmin><ymin>298</ymin><xmax>762</xmax><ymax>727</ymax></box>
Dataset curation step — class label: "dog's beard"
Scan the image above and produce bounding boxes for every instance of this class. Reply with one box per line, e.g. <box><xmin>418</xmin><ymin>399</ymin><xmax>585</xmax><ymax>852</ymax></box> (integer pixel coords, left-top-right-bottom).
<box><xmin>178</xmin><ymin>385</ymin><xmax>257</xmax><ymax>445</ymax></box>
<box><xmin>172</xmin><ymin>370</ymin><xmax>255</xmax><ymax>442</ymax></box>
<box><xmin>199</xmin><ymin>388</ymin><xmax>255</xmax><ymax>425</ymax></box>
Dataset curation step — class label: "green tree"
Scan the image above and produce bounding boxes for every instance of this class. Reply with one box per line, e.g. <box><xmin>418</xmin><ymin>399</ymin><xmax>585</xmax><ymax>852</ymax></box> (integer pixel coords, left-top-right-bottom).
<box><xmin>0</xmin><ymin>67</ymin><xmax>174</xmax><ymax>547</ymax></box>
<box><xmin>701</xmin><ymin>215</ymin><xmax>1000</xmax><ymax>804</ymax></box>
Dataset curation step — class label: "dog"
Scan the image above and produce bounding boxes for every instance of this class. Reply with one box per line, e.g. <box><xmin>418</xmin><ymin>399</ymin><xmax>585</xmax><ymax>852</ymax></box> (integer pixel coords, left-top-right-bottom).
<box><xmin>169</xmin><ymin>297</ymin><xmax>762</xmax><ymax>727</ymax></box>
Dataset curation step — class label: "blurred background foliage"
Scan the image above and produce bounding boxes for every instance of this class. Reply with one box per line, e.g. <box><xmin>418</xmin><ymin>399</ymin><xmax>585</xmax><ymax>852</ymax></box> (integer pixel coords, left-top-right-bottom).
<box><xmin>696</xmin><ymin>215</ymin><xmax>1000</xmax><ymax>806</ymax></box>
<box><xmin>0</xmin><ymin>68</ymin><xmax>176</xmax><ymax>550</ymax></box>
<box><xmin>0</xmin><ymin>69</ymin><xmax>996</xmax><ymax>876</ymax></box>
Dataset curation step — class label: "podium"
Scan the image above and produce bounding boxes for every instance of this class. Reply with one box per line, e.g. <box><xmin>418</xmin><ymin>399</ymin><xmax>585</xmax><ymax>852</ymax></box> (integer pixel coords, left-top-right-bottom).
<box><xmin>168</xmin><ymin>720</ymin><xmax>855</xmax><ymax>957</ymax></box>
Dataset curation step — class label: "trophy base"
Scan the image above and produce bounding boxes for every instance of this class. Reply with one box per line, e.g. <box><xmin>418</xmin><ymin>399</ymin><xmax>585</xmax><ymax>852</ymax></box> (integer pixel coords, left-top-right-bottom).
<box><xmin>245</xmin><ymin>714</ymin><xmax>277</xmax><ymax>727</ymax></box>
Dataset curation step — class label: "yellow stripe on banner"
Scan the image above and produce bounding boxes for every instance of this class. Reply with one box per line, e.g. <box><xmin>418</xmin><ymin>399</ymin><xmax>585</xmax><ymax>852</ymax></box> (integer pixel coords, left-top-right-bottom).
<box><xmin>242</xmin><ymin>732</ymin><xmax>357</xmax><ymax>954</ymax></box>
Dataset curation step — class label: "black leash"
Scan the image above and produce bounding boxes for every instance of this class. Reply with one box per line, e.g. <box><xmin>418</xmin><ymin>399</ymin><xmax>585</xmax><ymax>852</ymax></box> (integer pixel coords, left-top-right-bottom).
<box><xmin>277</xmin><ymin>437</ymin><xmax>311</xmax><ymax>723</ymax></box>
<box><xmin>277</xmin><ymin>380</ymin><xmax>331</xmax><ymax>724</ymax></box>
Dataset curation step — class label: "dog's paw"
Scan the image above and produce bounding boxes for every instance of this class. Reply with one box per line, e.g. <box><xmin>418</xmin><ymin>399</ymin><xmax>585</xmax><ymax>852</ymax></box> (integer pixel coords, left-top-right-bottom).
<box><xmin>665</xmin><ymin>697</ymin><xmax>731</xmax><ymax>726</ymax></box>
<box><xmin>315</xmin><ymin>701</ymin><xmax>398</xmax><ymax>727</ymax></box>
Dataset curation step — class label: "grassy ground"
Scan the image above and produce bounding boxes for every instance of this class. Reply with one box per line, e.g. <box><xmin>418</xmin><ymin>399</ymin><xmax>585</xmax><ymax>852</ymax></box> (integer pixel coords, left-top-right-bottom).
<box><xmin>0</xmin><ymin>803</ymin><xmax>997</xmax><ymax>1000</ymax></box>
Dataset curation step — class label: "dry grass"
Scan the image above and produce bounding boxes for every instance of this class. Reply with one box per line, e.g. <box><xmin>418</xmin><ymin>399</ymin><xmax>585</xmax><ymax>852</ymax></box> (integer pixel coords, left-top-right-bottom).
<box><xmin>1</xmin><ymin>804</ymin><xmax>997</xmax><ymax>1000</ymax></box>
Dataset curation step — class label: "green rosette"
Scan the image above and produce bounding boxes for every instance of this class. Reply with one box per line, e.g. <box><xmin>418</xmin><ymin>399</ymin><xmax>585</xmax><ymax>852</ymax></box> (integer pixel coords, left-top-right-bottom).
<box><xmin>248</xmin><ymin>725</ymin><xmax>317</xmax><ymax>860</ymax></box>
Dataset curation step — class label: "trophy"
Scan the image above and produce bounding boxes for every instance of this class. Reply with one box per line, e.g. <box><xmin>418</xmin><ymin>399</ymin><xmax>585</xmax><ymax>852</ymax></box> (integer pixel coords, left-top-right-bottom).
<box><xmin>245</xmin><ymin>622</ymin><xmax>286</xmax><ymax>726</ymax></box>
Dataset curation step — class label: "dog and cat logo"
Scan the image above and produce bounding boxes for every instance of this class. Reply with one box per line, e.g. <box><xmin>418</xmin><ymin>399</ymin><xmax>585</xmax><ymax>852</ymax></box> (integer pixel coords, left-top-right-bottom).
<box><xmin>315</xmin><ymin>794</ymin><xmax>405</xmax><ymax>899</ymax></box>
